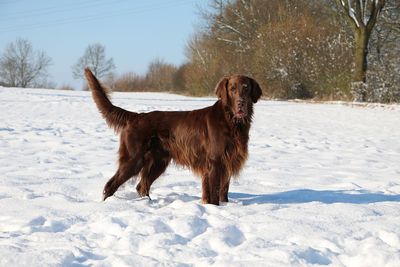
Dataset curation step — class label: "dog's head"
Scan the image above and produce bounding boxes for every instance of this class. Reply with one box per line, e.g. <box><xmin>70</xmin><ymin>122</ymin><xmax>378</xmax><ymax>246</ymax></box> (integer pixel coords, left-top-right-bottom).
<box><xmin>215</xmin><ymin>75</ymin><xmax>262</xmax><ymax>123</ymax></box>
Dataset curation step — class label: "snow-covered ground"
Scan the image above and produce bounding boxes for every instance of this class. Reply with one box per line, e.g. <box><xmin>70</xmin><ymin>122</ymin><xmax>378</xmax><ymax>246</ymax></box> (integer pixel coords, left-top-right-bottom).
<box><xmin>1</xmin><ymin>87</ymin><xmax>399</xmax><ymax>267</ymax></box>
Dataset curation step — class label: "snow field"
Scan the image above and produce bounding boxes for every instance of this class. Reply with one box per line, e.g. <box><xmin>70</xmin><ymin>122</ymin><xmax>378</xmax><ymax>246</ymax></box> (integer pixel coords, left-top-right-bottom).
<box><xmin>0</xmin><ymin>87</ymin><xmax>400</xmax><ymax>266</ymax></box>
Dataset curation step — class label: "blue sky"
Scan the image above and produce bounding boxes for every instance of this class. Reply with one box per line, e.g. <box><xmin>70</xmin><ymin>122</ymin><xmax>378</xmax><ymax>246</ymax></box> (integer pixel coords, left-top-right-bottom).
<box><xmin>0</xmin><ymin>0</ymin><xmax>201</xmax><ymax>88</ymax></box>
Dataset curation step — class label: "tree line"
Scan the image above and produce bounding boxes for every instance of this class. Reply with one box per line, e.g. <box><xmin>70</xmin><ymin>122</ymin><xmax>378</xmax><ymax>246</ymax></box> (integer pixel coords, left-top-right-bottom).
<box><xmin>0</xmin><ymin>0</ymin><xmax>399</xmax><ymax>103</ymax></box>
<box><xmin>179</xmin><ymin>0</ymin><xmax>399</xmax><ymax>102</ymax></box>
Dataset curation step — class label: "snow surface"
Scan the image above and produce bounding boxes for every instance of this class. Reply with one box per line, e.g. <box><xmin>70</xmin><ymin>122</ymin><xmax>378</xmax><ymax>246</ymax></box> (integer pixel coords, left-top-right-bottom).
<box><xmin>1</xmin><ymin>87</ymin><xmax>400</xmax><ymax>267</ymax></box>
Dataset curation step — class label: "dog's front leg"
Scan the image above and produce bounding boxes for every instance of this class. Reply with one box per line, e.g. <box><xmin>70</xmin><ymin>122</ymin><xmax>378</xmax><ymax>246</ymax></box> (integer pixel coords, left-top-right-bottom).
<box><xmin>219</xmin><ymin>177</ymin><xmax>230</xmax><ymax>203</ymax></box>
<box><xmin>201</xmin><ymin>176</ymin><xmax>211</xmax><ymax>204</ymax></box>
<box><xmin>202</xmin><ymin>160</ymin><xmax>224</xmax><ymax>205</ymax></box>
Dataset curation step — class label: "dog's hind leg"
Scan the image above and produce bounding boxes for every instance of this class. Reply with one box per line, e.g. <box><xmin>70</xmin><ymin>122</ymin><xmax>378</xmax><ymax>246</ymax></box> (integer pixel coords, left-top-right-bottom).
<box><xmin>103</xmin><ymin>137</ymin><xmax>146</xmax><ymax>201</ymax></box>
<box><xmin>136</xmin><ymin>154</ymin><xmax>170</xmax><ymax>198</ymax></box>
<box><xmin>103</xmin><ymin>156</ymin><xmax>144</xmax><ymax>201</ymax></box>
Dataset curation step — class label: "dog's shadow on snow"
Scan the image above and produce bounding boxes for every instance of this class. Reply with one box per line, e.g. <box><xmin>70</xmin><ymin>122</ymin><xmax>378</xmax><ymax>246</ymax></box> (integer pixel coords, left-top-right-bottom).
<box><xmin>230</xmin><ymin>189</ymin><xmax>400</xmax><ymax>205</ymax></box>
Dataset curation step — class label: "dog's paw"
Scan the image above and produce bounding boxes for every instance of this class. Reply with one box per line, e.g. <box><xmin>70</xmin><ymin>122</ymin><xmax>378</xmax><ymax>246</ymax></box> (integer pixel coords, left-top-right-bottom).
<box><xmin>103</xmin><ymin>188</ymin><xmax>113</xmax><ymax>201</ymax></box>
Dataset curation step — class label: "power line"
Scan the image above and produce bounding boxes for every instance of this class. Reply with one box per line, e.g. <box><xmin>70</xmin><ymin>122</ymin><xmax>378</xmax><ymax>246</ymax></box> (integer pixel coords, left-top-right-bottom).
<box><xmin>0</xmin><ymin>0</ymin><xmax>195</xmax><ymax>33</ymax></box>
<box><xmin>0</xmin><ymin>0</ymin><xmax>127</xmax><ymax>20</ymax></box>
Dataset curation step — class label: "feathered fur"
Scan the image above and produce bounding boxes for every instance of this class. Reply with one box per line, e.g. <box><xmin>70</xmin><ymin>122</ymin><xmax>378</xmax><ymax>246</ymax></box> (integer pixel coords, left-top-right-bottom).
<box><xmin>84</xmin><ymin>68</ymin><xmax>134</xmax><ymax>132</ymax></box>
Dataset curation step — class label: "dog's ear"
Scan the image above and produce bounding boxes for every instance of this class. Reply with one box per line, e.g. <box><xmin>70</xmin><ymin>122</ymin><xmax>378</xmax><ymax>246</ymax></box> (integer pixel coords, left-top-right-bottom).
<box><xmin>215</xmin><ymin>77</ymin><xmax>229</xmax><ymax>105</ymax></box>
<box><xmin>249</xmin><ymin>78</ymin><xmax>262</xmax><ymax>103</ymax></box>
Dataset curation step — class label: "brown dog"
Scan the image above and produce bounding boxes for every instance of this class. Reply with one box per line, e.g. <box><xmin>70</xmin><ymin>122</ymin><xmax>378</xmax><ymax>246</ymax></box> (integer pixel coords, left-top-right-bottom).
<box><xmin>84</xmin><ymin>68</ymin><xmax>261</xmax><ymax>205</ymax></box>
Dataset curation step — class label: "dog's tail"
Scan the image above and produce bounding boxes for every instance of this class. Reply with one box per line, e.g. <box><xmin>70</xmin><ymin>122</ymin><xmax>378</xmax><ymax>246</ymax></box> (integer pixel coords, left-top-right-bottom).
<box><xmin>84</xmin><ymin>68</ymin><xmax>134</xmax><ymax>132</ymax></box>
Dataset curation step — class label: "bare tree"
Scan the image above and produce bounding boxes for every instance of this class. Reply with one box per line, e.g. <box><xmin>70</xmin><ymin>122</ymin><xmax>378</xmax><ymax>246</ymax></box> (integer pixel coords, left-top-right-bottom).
<box><xmin>367</xmin><ymin>0</ymin><xmax>400</xmax><ymax>102</ymax></box>
<box><xmin>334</xmin><ymin>0</ymin><xmax>386</xmax><ymax>100</ymax></box>
<box><xmin>145</xmin><ymin>58</ymin><xmax>177</xmax><ymax>91</ymax></box>
<box><xmin>0</xmin><ymin>38</ymin><xmax>52</xmax><ymax>88</ymax></box>
<box><xmin>72</xmin><ymin>43</ymin><xmax>115</xmax><ymax>80</ymax></box>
